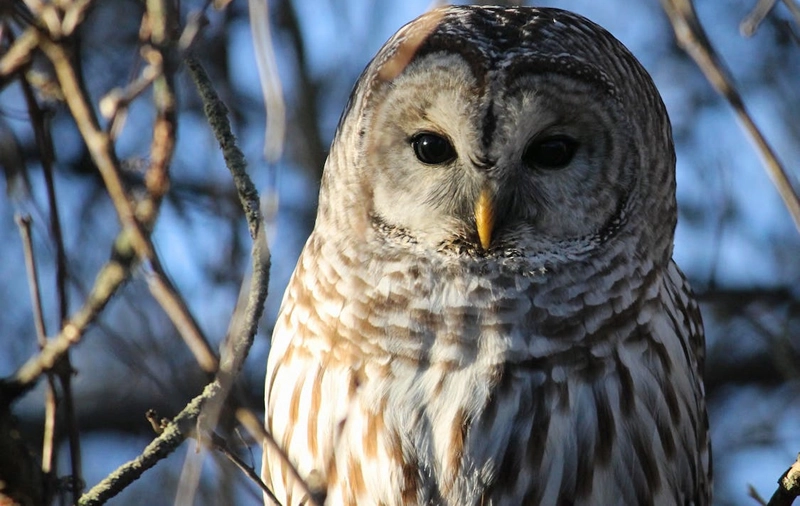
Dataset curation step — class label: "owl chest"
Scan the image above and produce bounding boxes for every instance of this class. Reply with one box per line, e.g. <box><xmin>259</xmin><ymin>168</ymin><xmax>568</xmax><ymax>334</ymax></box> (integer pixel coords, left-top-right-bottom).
<box><xmin>324</xmin><ymin>257</ymin><xmax>533</xmax><ymax>363</ymax></box>
<box><xmin>333</xmin><ymin>344</ymin><xmax>515</xmax><ymax>506</ymax></box>
<box><xmin>319</xmin><ymin>272</ymin><xmax>537</xmax><ymax>504</ymax></box>
<box><xmin>294</xmin><ymin>255</ymin><xmax>620</xmax><ymax>504</ymax></box>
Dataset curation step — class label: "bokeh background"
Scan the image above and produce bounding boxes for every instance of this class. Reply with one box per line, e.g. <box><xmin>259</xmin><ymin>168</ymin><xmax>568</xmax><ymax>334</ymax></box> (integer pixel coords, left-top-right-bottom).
<box><xmin>1</xmin><ymin>0</ymin><xmax>799</xmax><ymax>504</ymax></box>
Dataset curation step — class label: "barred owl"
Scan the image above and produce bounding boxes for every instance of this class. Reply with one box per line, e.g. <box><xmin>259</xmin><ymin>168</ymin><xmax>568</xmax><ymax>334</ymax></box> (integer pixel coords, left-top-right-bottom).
<box><xmin>262</xmin><ymin>6</ymin><xmax>711</xmax><ymax>505</ymax></box>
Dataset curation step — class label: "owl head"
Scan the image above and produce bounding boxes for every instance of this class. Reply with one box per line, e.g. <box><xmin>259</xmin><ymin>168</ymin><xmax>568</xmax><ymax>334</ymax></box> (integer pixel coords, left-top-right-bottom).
<box><xmin>316</xmin><ymin>6</ymin><xmax>677</xmax><ymax>269</ymax></box>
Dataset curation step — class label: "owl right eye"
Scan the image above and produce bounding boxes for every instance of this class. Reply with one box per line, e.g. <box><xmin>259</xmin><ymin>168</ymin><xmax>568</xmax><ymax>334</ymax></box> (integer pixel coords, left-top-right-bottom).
<box><xmin>411</xmin><ymin>133</ymin><xmax>456</xmax><ymax>165</ymax></box>
<box><xmin>523</xmin><ymin>135</ymin><xmax>579</xmax><ymax>170</ymax></box>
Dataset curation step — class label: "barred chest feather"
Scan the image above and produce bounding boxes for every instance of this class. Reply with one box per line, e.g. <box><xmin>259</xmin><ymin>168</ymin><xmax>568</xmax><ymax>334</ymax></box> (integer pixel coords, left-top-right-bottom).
<box><xmin>262</xmin><ymin>234</ymin><xmax>710</xmax><ymax>506</ymax></box>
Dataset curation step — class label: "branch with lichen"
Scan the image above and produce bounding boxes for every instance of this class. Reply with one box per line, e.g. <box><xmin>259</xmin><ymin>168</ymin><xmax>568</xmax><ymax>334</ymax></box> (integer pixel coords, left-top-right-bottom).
<box><xmin>768</xmin><ymin>454</ymin><xmax>800</xmax><ymax>506</ymax></box>
<box><xmin>77</xmin><ymin>382</ymin><xmax>221</xmax><ymax>506</ymax></box>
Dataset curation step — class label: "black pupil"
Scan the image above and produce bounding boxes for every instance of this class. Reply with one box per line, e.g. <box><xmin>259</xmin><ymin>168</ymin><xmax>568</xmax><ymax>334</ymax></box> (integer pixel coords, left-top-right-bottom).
<box><xmin>524</xmin><ymin>136</ymin><xmax>579</xmax><ymax>169</ymax></box>
<box><xmin>412</xmin><ymin>133</ymin><xmax>455</xmax><ymax>164</ymax></box>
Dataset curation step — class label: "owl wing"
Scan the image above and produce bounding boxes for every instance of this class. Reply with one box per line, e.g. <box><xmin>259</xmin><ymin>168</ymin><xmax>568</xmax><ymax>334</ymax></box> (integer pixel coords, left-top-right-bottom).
<box><xmin>261</xmin><ymin>242</ymin><xmax>356</xmax><ymax>506</ymax></box>
<box><xmin>663</xmin><ymin>259</ymin><xmax>712</xmax><ymax>503</ymax></box>
<box><xmin>481</xmin><ymin>260</ymin><xmax>711</xmax><ymax>506</ymax></box>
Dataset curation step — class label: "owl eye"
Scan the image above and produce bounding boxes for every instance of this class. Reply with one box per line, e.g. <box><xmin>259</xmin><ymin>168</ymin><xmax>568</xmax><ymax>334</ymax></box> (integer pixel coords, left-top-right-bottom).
<box><xmin>411</xmin><ymin>132</ymin><xmax>456</xmax><ymax>165</ymax></box>
<box><xmin>523</xmin><ymin>135</ymin><xmax>579</xmax><ymax>169</ymax></box>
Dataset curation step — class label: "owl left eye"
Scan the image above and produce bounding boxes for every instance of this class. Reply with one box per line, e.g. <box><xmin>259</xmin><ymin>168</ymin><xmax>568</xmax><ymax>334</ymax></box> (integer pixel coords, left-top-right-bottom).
<box><xmin>523</xmin><ymin>135</ymin><xmax>579</xmax><ymax>169</ymax></box>
<box><xmin>411</xmin><ymin>132</ymin><xmax>456</xmax><ymax>165</ymax></box>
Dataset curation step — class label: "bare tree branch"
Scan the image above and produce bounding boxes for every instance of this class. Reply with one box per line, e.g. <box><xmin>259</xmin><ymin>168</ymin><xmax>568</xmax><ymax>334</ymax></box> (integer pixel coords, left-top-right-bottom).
<box><xmin>18</xmin><ymin>52</ymin><xmax>84</xmax><ymax>501</ymax></box>
<box><xmin>1</xmin><ymin>234</ymin><xmax>134</xmax><ymax>400</ymax></box>
<box><xmin>660</xmin><ymin>0</ymin><xmax>800</xmax><ymax>233</ymax></box>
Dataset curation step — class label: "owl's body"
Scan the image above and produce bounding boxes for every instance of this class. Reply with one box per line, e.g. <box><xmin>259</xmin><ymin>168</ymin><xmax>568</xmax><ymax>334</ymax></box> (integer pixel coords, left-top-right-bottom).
<box><xmin>263</xmin><ymin>6</ymin><xmax>710</xmax><ymax>506</ymax></box>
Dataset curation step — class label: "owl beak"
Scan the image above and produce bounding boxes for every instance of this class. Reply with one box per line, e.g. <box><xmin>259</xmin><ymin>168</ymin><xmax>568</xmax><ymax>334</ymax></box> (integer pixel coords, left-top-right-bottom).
<box><xmin>474</xmin><ymin>188</ymin><xmax>494</xmax><ymax>250</ymax></box>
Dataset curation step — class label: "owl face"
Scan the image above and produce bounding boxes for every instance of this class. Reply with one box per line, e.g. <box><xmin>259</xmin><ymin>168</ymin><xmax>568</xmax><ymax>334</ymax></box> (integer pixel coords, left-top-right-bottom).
<box><xmin>365</xmin><ymin>51</ymin><xmax>633</xmax><ymax>253</ymax></box>
<box><xmin>324</xmin><ymin>6</ymin><xmax>675</xmax><ymax>264</ymax></box>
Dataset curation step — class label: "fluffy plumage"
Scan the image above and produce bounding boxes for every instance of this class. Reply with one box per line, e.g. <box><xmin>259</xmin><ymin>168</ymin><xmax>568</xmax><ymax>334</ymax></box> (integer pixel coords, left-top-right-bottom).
<box><xmin>262</xmin><ymin>6</ymin><xmax>711</xmax><ymax>505</ymax></box>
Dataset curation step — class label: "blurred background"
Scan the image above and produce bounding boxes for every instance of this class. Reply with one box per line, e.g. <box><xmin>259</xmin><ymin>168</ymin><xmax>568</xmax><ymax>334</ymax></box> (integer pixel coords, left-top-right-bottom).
<box><xmin>1</xmin><ymin>0</ymin><xmax>799</xmax><ymax>504</ymax></box>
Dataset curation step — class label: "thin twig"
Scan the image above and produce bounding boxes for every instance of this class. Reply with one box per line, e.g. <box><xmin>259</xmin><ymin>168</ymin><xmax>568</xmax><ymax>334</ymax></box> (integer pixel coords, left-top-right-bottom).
<box><xmin>741</xmin><ymin>0</ymin><xmax>800</xmax><ymax>35</ymax></box>
<box><xmin>100</xmin><ymin>61</ymin><xmax>160</xmax><ymax>140</ymax></box>
<box><xmin>238</xmin><ymin>409</ymin><xmax>320</xmax><ymax>506</ymax></box>
<box><xmin>57</xmin><ymin>352</ymin><xmax>83</xmax><ymax>503</ymax></box>
<box><xmin>660</xmin><ymin>0</ymin><xmax>800</xmax><ymax>233</ymax></box>
<box><xmin>749</xmin><ymin>484</ymin><xmax>769</xmax><ymax>505</ymax></box>
<box><xmin>0</xmin><ymin>228</ymin><xmax>136</xmax><ymax>401</ymax></box>
<box><xmin>15</xmin><ymin>215</ymin><xmax>48</xmax><ymax>348</ymax></box>
<box><xmin>14</xmin><ymin>213</ymin><xmax>59</xmax><ymax>501</ymax></box>
<box><xmin>211</xmin><ymin>427</ymin><xmax>281</xmax><ymax>504</ymax></box>
<box><xmin>40</xmin><ymin>377</ymin><xmax>58</xmax><ymax>500</ymax></box>
<box><xmin>2</xmin><ymin>23</ymin><xmax>62</xmax><ymax>500</ymax></box>
<box><xmin>741</xmin><ymin>0</ymin><xmax>779</xmax><ymax>36</ymax></box>
<box><xmin>177</xmin><ymin>225</ymin><xmax>270</xmax><ymax>502</ymax></box>
<box><xmin>178</xmin><ymin>5</ymin><xmax>211</xmax><ymax>52</ymax></box>
<box><xmin>146</xmin><ymin>271</ymin><xmax>219</xmax><ymax>372</ymax></box>
<box><xmin>141</xmin><ymin>0</ymin><xmax>176</xmax><ymax>213</ymax></box>
<box><xmin>19</xmin><ymin>59</ymin><xmax>83</xmax><ymax>503</ymax></box>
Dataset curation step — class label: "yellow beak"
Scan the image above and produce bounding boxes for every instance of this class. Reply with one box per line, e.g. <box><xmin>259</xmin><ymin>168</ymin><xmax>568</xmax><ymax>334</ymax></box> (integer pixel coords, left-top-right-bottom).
<box><xmin>474</xmin><ymin>188</ymin><xmax>494</xmax><ymax>250</ymax></box>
